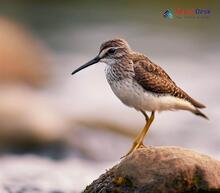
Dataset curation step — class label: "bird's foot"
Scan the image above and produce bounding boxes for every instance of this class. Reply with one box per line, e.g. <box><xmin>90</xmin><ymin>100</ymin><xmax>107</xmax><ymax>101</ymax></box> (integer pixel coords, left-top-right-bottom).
<box><xmin>121</xmin><ymin>141</ymin><xmax>144</xmax><ymax>159</ymax></box>
<box><xmin>137</xmin><ymin>143</ymin><xmax>146</xmax><ymax>148</ymax></box>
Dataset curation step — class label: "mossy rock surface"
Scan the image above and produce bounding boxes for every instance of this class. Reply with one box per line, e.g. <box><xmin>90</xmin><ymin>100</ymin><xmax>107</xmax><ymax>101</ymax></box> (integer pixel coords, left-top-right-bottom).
<box><xmin>83</xmin><ymin>146</ymin><xmax>220</xmax><ymax>193</ymax></box>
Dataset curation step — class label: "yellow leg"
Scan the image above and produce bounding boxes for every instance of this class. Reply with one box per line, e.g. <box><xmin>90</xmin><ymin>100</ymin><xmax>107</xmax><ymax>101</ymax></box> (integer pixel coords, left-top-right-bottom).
<box><xmin>122</xmin><ymin>111</ymin><xmax>155</xmax><ymax>158</ymax></box>
<box><xmin>136</xmin><ymin>111</ymin><xmax>154</xmax><ymax>148</ymax></box>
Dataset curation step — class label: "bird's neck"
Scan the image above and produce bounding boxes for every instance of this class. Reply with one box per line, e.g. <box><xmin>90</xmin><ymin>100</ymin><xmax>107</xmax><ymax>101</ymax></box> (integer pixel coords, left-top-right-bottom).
<box><xmin>105</xmin><ymin>59</ymin><xmax>134</xmax><ymax>82</ymax></box>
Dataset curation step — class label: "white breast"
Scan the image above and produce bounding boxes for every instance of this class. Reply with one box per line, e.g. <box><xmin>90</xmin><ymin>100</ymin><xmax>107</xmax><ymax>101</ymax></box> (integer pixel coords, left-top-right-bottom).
<box><xmin>106</xmin><ymin>77</ymin><xmax>146</xmax><ymax>110</ymax></box>
<box><xmin>106</xmin><ymin>78</ymin><xmax>195</xmax><ymax>113</ymax></box>
<box><xmin>105</xmin><ymin>66</ymin><xmax>195</xmax><ymax>113</ymax></box>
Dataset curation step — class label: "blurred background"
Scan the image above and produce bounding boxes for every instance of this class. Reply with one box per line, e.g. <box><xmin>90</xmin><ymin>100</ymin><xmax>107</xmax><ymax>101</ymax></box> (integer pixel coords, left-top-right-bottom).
<box><xmin>0</xmin><ymin>0</ymin><xmax>219</xmax><ymax>192</ymax></box>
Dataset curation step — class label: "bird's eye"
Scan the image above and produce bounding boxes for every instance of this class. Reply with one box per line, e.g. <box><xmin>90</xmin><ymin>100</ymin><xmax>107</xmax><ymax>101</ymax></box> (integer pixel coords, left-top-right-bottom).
<box><xmin>108</xmin><ymin>48</ymin><xmax>116</xmax><ymax>54</ymax></box>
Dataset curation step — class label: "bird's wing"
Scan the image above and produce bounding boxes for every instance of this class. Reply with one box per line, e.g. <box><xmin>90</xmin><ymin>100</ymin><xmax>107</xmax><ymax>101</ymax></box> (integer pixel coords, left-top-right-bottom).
<box><xmin>134</xmin><ymin>59</ymin><xmax>182</xmax><ymax>96</ymax></box>
<box><xmin>132</xmin><ymin>54</ymin><xmax>174</xmax><ymax>82</ymax></box>
<box><xmin>133</xmin><ymin>58</ymin><xmax>205</xmax><ymax>108</ymax></box>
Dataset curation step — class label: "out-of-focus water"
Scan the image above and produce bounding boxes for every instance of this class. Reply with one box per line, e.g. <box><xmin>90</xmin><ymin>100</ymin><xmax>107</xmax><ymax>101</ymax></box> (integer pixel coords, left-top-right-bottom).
<box><xmin>0</xmin><ymin>1</ymin><xmax>219</xmax><ymax>192</ymax></box>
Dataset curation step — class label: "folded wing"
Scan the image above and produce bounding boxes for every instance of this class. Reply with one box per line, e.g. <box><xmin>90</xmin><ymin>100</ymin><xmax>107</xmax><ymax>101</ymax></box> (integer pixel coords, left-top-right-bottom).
<box><xmin>133</xmin><ymin>57</ymin><xmax>205</xmax><ymax>109</ymax></box>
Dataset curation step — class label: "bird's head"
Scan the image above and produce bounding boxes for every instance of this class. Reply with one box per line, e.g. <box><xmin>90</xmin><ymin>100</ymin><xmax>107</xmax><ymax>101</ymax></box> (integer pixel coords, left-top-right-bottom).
<box><xmin>71</xmin><ymin>39</ymin><xmax>131</xmax><ymax>75</ymax></box>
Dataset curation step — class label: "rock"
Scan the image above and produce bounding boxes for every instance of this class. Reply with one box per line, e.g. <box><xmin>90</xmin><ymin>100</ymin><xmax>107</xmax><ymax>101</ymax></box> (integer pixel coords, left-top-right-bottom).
<box><xmin>0</xmin><ymin>17</ymin><xmax>51</xmax><ymax>88</ymax></box>
<box><xmin>0</xmin><ymin>85</ymin><xmax>69</xmax><ymax>148</ymax></box>
<box><xmin>83</xmin><ymin>146</ymin><xmax>220</xmax><ymax>193</ymax></box>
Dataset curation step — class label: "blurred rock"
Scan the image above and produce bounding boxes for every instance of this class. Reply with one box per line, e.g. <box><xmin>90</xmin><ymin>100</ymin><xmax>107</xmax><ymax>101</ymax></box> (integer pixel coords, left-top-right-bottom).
<box><xmin>83</xmin><ymin>146</ymin><xmax>220</xmax><ymax>193</ymax></box>
<box><xmin>0</xmin><ymin>17</ymin><xmax>50</xmax><ymax>88</ymax></box>
<box><xmin>0</xmin><ymin>85</ymin><xmax>69</xmax><ymax>148</ymax></box>
<box><xmin>0</xmin><ymin>17</ymin><xmax>69</xmax><ymax>150</ymax></box>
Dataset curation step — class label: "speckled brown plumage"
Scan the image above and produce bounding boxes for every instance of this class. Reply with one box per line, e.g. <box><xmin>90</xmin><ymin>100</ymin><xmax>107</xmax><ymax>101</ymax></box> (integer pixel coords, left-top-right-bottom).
<box><xmin>100</xmin><ymin>39</ymin><xmax>130</xmax><ymax>54</ymax></box>
<box><xmin>132</xmin><ymin>54</ymin><xmax>206</xmax><ymax>109</ymax></box>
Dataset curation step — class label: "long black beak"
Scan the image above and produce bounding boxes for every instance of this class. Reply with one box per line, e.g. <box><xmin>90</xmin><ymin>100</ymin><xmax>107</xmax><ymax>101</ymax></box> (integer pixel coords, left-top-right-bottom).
<box><xmin>71</xmin><ymin>56</ymin><xmax>100</xmax><ymax>75</ymax></box>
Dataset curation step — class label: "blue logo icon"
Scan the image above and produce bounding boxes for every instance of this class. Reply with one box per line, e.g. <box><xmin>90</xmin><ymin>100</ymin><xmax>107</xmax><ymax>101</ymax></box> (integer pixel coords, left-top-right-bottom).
<box><xmin>163</xmin><ymin>9</ymin><xmax>173</xmax><ymax>19</ymax></box>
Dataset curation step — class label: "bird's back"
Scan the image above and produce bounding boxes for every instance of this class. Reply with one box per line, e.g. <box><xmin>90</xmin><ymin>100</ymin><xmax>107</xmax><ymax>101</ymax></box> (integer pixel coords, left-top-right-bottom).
<box><xmin>132</xmin><ymin>53</ymin><xmax>206</xmax><ymax>109</ymax></box>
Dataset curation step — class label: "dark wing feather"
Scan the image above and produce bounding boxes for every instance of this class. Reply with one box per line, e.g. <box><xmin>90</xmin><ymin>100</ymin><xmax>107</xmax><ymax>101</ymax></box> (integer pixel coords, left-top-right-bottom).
<box><xmin>133</xmin><ymin>57</ymin><xmax>205</xmax><ymax>108</ymax></box>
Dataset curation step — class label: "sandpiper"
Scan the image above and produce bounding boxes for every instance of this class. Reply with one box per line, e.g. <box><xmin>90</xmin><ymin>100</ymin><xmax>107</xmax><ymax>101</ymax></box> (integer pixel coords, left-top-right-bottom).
<box><xmin>71</xmin><ymin>38</ymin><xmax>208</xmax><ymax>156</ymax></box>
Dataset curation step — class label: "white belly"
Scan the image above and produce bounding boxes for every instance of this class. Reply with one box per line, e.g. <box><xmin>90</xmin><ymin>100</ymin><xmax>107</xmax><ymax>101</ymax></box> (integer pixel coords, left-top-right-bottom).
<box><xmin>107</xmin><ymin>78</ymin><xmax>195</xmax><ymax>112</ymax></box>
<box><xmin>108</xmin><ymin>78</ymin><xmax>144</xmax><ymax>110</ymax></box>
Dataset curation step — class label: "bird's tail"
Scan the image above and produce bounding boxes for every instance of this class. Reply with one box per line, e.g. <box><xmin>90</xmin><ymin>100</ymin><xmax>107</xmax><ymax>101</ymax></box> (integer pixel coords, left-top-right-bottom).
<box><xmin>193</xmin><ymin>108</ymin><xmax>209</xmax><ymax>120</ymax></box>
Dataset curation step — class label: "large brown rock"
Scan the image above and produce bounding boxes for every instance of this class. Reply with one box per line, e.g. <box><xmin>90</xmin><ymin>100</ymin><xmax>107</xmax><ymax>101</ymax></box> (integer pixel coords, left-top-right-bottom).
<box><xmin>83</xmin><ymin>146</ymin><xmax>220</xmax><ymax>193</ymax></box>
